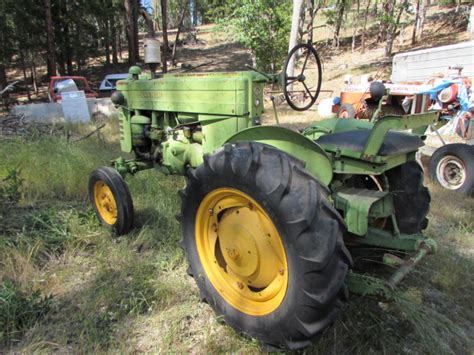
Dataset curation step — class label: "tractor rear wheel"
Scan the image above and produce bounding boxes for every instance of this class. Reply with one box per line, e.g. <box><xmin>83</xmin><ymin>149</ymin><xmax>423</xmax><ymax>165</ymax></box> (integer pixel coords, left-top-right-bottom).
<box><xmin>88</xmin><ymin>167</ymin><xmax>134</xmax><ymax>235</ymax></box>
<box><xmin>386</xmin><ymin>161</ymin><xmax>430</xmax><ymax>234</ymax></box>
<box><xmin>179</xmin><ymin>142</ymin><xmax>351</xmax><ymax>350</ymax></box>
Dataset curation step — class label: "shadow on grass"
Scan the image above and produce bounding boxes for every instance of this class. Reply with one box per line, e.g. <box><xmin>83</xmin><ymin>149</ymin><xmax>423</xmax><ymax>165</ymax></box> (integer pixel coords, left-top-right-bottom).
<box><xmin>310</xmin><ymin>246</ymin><xmax>473</xmax><ymax>354</ymax></box>
<box><xmin>30</xmin><ymin>263</ymin><xmax>181</xmax><ymax>352</ymax></box>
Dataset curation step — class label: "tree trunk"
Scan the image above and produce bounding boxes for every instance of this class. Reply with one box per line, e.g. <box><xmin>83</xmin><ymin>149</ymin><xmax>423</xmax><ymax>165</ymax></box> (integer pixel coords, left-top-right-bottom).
<box><xmin>132</xmin><ymin>0</ymin><xmax>140</xmax><ymax>61</ymax></box>
<box><xmin>0</xmin><ymin>64</ymin><xmax>6</xmax><ymax>91</ymax></box>
<box><xmin>153</xmin><ymin>0</ymin><xmax>159</xmax><ymax>31</ymax></box>
<box><xmin>352</xmin><ymin>0</ymin><xmax>361</xmax><ymax>52</ymax></box>
<box><xmin>171</xmin><ymin>1</ymin><xmax>188</xmax><ymax>66</ymax></box>
<box><xmin>111</xmin><ymin>19</ymin><xmax>119</xmax><ymax>65</ymax></box>
<box><xmin>19</xmin><ymin>51</ymin><xmax>31</xmax><ymax>101</ymax></box>
<box><xmin>455</xmin><ymin>0</ymin><xmax>460</xmax><ymax>13</ymax></box>
<box><xmin>161</xmin><ymin>0</ymin><xmax>169</xmax><ymax>73</ymax></box>
<box><xmin>379</xmin><ymin>0</ymin><xmax>393</xmax><ymax>42</ymax></box>
<box><xmin>418</xmin><ymin>0</ymin><xmax>427</xmax><ymax>39</ymax></box>
<box><xmin>58</xmin><ymin>0</ymin><xmax>72</xmax><ymax>74</ymax></box>
<box><xmin>105</xmin><ymin>20</ymin><xmax>111</xmax><ymax>65</ymax></box>
<box><xmin>64</xmin><ymin>23</ymin><xmax>73</xmax><ymax>74</ymax></box>
<box><xmin>124</xmin><ymin>0</ymin><xmax>138</xmax><ymax>64</ymax></box>
<box><xmin>361</xmin><ymin>0</ymin><xmax>372</xmax><ymax>53</ymax></box>
<box><xmin>44</xmin><ymin>0</ymin><xmax>57</xmax><ymax>77</ymax></box>
<box><xmin>118</xmin><ymin>23</ymin><xmax>123</xmax><ymax>60</ymax></box>
<box><xmin>31</xmin><ymin>60</ymin><xmax>38</xmax><ymax>93</ymax></box>
<box><xmin>411</xmin><ymin>0</ymin><xmax>421</xmax><ymax>44</ymax></box>
<box><xmin>333</xmin><ymin>0</ymin><xmax>345</xmax><ymax>48</ymax></box>
<box><xmin>287</xmin><ymin>0</ymin><xmax>305</xmax><ymax>80</ymax></box>
<box><xmin>306</xmin><ymin>0</ymin><xmax>315</xmax><ymax>43</ymax></box>
<box><xmin>298</xmin><ymin>1</ymin><xmax>307</xmax><ymax>43</ymax></box>
<box><xmin>385</xmin><ymin>1</ymin><xmax>405</xmax><ymax>57</ymax></box>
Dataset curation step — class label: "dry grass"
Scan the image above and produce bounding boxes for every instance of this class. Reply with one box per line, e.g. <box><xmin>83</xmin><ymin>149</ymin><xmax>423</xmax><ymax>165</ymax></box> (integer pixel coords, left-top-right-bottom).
<box><xmin>0</xmin><ymin>117</ymin><xmax>472</xmax><ymax>355</ymax></box>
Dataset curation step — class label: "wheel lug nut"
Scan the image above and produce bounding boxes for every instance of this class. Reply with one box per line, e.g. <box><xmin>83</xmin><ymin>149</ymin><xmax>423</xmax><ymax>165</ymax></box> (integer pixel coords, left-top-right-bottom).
<box><xmin>279</xmin><ymin>268</ymin><xmax>284</xmax><ymax>275</ymax></box>
<box><xmin>212</xmin><ymin>223</ymin><xmax>218</xmax><ymax>232</ymax></box>
<box><xmin>237</xmin><ymin>282</ymin><xmax>244</xmax><ymax>289</ymax></box>
<box><xmin>208</xmin><ymin>208</ymin><xmax>214</xmax><ymax>215</ymax></box>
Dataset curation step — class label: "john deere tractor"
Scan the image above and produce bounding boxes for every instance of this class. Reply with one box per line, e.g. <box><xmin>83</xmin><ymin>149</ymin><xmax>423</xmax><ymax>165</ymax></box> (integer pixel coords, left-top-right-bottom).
<box><xmin>89</xmin><ymin>43</ymin><xmax>437</xmax><ymax>350</ymax></box>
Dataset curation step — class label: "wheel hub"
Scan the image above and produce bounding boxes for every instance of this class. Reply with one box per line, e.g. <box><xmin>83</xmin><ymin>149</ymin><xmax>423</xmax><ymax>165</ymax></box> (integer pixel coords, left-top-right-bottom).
<box><xmin>195</xmin><ymin>188</ymin><xmax>288</xmax><ymax>316</ymax></box>
<box><xmin>437</xmin><ymin>155</ymin><xmax>466</xmax><ymax>190</ymax></box>
<box><xmin>93</xmin><ymin>181</ymin><xmax>118</xmax><ymax>225</ymax></box>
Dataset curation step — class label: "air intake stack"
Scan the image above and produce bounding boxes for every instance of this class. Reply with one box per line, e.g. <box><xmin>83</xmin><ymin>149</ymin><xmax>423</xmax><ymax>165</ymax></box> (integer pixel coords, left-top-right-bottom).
<box><xmin>141</xmin><ymin>9</ymin><xmax>161</xmax><ymax>78</ymax></box>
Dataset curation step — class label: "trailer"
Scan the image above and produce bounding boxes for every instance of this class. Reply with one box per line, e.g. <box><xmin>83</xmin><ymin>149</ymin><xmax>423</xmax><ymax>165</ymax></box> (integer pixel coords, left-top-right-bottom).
<box><xmin>391</xmin><ymin>41</ymin><xmax>474</xmax><ymax>84</ymax></box>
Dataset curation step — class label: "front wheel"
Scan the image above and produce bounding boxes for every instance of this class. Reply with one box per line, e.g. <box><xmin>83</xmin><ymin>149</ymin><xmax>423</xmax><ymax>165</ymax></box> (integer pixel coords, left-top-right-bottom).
<box><xmin>88</xmin><ymin>167</ymin><xmax>134</xmax><ymax>235</ymax></box>
<box><xmin>429</xmin><ymin>144</ymin><xmax>474</xmax><ymax>196</ymax></box>
<box><xmin>179</xmin><ymin>142</ymin><xmax>351</xmax><ymax>350</ymax></box>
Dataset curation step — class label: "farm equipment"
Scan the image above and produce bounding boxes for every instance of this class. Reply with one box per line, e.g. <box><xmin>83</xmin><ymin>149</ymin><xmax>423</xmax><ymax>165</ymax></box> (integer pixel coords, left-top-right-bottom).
<box><xmin>330</xmin><ymin>71</ymin><xmax>474</xmax><ymax>196</ymax></box>
<box><xmin>89</xmin><ymin>43</ymin><xmax>438</xmax><ymax>350</ymax></box>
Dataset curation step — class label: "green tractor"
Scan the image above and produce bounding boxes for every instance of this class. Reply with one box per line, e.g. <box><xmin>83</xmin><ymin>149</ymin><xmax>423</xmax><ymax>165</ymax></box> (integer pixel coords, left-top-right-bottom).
<box><xmin>89</xmin><ymin>43</ymin><xmax>437</xmax><ymax>350</ymax></box>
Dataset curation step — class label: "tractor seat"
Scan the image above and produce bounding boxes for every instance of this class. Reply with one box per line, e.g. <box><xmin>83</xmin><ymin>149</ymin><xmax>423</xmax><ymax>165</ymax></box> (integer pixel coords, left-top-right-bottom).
<box><xmin>315</xmin><ymin>129</ymin><xmax>423</xmax><ymax>156</ymax></box>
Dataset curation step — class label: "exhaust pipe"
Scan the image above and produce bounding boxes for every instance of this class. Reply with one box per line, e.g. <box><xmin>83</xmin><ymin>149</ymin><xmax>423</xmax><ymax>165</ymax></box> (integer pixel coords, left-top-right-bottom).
<box><xmin>141</xmin><ymin>9</ymin><xmax>161</xmax><ymax>78</ymax></box>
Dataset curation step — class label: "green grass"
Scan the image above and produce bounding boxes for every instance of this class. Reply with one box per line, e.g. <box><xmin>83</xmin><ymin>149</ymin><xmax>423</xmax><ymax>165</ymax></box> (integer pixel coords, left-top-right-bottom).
<box><xmin>0</xmin><ymin>122</ymin><xmax>473</xmax><ymax>353</ymax></box>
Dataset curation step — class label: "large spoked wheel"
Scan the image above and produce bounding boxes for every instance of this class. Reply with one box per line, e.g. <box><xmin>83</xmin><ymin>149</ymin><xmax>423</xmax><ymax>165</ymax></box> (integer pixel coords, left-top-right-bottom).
<box><xmin>283</xmin><ymin>43</ymin><xmax>323</xmax><ymax>111</ymax></box>
<box><xmin>429</xmin><ymin>144</ymin><xmax>474</xmax><ymax>196</ymax></box>
<box><xmin>179</xmin><ymin>142</ymin><xmax>351</xmax><ymax>350</ymax></box>
<box><xmin>89</xmin><ymin>167</ymin><xmax>134</xmax><ymax>235</ymax></box>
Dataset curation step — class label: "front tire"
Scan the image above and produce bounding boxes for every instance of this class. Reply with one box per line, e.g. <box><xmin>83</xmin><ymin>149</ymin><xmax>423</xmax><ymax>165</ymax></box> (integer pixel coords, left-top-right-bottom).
<box><xmin>179</xmin><ymin>142</ymin><xmax>351</xmax><ymax>350</ymax></box>
<box><xmin>88</xmin><ymin>167</ymin><xmax>134</xmax><ymax>235</ymax></box>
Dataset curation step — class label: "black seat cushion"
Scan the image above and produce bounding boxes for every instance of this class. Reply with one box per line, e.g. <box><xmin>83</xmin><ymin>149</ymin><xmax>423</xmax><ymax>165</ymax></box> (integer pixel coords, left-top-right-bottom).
<box><xmin>315</xmin><ymin>129</ymin><xmax>423</xmax><ymax>156</ymax></box>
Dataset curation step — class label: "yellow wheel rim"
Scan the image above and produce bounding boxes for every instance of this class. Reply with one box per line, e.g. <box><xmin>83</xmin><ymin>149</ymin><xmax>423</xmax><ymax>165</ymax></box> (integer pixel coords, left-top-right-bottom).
<box><xmin>195</xmin><ymin>188</ymin><xmax>288</xmax><ymax>316</ymax></box>
<box><xmin>93</xmin><ymin>181</ymin><xmax>118</xmax><ymax>225</ymax></box>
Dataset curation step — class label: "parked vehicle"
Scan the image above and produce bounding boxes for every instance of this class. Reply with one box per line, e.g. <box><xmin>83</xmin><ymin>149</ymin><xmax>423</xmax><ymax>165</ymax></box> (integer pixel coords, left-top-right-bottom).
<box><xmin>48</xmin><ymin>76</ymin><xmax>98</xmax><ymax>103</ymax></box>
<box><xmin>99</xmin><ymin>73</ymin><xmax>129</xmax><ymax>92</ymax></box>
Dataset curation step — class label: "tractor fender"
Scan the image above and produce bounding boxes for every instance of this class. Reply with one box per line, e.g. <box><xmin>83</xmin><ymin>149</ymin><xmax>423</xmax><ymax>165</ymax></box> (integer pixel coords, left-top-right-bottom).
<box><xmin>225</xmin><ymin>125</ymin><xmax>333</xmax><ymax>185</ymax></box>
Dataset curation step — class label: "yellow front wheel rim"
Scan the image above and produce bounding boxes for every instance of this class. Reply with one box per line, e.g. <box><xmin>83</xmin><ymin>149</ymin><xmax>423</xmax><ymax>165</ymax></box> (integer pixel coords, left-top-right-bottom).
<box><xmin>93</xmin><ymin>181</ymin><xmax>118</xmax><ymax>225</ymax></box>
<box><xmin>195</xmin><ymin>188</ymin><xmax>288</xmax><ymax>316</ymax></box>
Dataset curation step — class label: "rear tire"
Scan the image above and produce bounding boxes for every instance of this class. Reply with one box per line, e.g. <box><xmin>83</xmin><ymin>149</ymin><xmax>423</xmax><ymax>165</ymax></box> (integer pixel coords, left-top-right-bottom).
<box><xmin>179</xmin><ymin>142</ymin><xmax>352</xmax><ymax>350</ymax></box>
<box><xmin>386</xmin><ymin>161</ymin><xmax>431</xmax><ymax>234</ymax></box>
<box><xmin>89</xmin><ymin>167</ymin><xmax>134</xmax><ymax>235</ymax></box>
<box><xmin>428</xmin><ymin>144</ymin><xmax>474</xmax><ymax>196</ymax></box>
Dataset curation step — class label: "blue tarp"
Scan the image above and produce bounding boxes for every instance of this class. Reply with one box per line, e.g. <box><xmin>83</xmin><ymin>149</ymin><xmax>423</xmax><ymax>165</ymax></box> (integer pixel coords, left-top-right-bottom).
<box><xmin>418</xmin><ymin>79</ymin><xmax>470</xmax><ymax>112</ymax></box>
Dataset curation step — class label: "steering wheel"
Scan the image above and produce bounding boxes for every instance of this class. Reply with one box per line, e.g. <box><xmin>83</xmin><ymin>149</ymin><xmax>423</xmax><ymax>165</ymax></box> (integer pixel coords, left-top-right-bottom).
<box><xmin>283</xmin><ymin>43</ymin><xmax>322</xmax><ymax>111</ymax></box>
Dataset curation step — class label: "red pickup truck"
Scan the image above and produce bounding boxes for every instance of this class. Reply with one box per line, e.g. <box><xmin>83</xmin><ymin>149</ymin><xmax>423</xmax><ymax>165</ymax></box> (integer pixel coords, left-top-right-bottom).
<box><xmin>48</xmin><ymin>76</ymin><xmax>98</xmax><ymax>103</ymax></box>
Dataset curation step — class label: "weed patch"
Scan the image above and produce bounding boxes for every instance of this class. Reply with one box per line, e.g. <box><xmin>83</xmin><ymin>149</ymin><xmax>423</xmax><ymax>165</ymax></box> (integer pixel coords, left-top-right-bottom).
<box><xmin>0</xmin><ymin>281</ymin><xmax>52</xmax><ymax>346</ymax></box>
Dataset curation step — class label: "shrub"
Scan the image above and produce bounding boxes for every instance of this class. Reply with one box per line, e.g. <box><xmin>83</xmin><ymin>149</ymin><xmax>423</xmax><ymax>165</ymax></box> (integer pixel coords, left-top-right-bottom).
<box><xmin>219</xmin><ymin>0</ymin><xmax>292</xmax><ymax>72</ymax></box>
